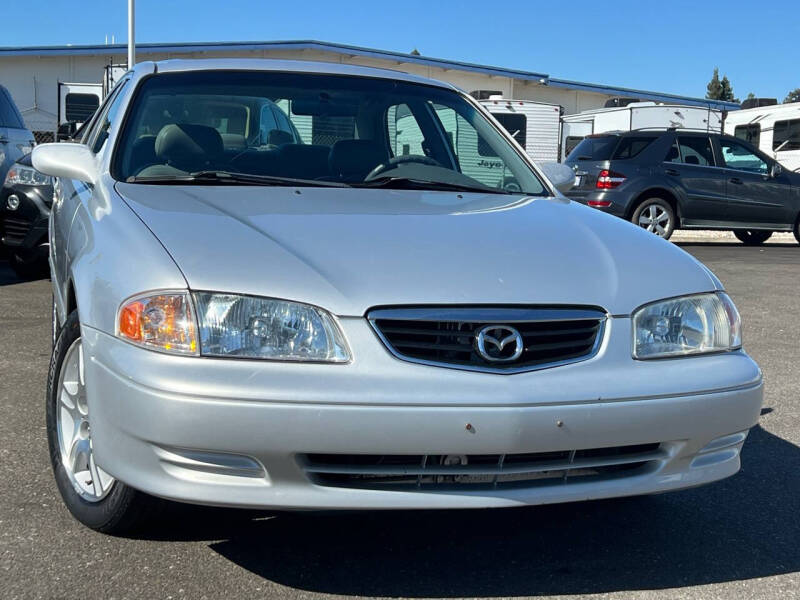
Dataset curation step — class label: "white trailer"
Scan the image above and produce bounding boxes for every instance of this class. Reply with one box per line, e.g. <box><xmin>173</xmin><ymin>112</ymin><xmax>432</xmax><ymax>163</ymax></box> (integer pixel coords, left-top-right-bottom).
<box><xmin>561</xmin><ymin>102</ymin><xmax>723</xmax><ymax>161</ymax></box>
<box><xmin>479</xmin><ymin>97</ymin><xmax>562</xmax><ymax>163</ymax></box>
<box><xmin>723</xmin><ymin>102</ymin><xmax>800</xmax><ymax>172</ymax></box>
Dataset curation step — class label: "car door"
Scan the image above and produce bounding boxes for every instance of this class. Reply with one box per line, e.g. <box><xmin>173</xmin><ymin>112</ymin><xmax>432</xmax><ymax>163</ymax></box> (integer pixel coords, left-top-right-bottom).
<box><xmin>661</xmin><ymin>135</ymin><xmax>727</xmax><ymax>224</ymax></box>
<box><xmin>716</xmin><ymin>137</ymin><xmax>792</xmax><ymax>227</ymax></box>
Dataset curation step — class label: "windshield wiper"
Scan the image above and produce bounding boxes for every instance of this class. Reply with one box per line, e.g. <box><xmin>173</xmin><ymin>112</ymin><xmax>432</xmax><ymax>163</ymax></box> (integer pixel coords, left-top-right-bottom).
<box><xmin>126</xmin><ymin>170</ymin><xmax>350</xmax><ymax>188</ymax></box>
<box><xmin>353</xmin><ymin>176</ymin><xmax>512</xmax><ymax>195</ymax></box>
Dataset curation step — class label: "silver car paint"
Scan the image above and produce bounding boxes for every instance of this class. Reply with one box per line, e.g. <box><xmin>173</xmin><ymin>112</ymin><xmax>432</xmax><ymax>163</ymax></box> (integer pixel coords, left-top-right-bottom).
<box><xmin>36</xmin><ymin>59</ymin><xmax>762</xmax><ymax>510</ymax></box>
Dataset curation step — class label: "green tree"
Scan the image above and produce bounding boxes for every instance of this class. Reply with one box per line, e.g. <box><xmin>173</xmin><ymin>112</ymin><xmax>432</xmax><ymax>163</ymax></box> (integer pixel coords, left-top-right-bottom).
<box><xmin>706</xmin><ymin>68</ymin><xmax>737</xmax><ymax>102</ymax></box>
<box><xmin>785</xmin><ymin>88</ymin><xmax>800</xmax><ymax>104</ymax></box>
<box><xmin>745</xmin><ymin>92</ymin><xmax>756</xmax><ymax>101</ymax></box>
<box><xmin>706</xmin><ymin>68</ymin><xmax>723</xmax><ymax>99</ymax></box>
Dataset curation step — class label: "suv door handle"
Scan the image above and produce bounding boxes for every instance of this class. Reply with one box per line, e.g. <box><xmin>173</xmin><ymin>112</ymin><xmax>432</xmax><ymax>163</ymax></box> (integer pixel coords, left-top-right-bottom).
<box><xmin>729</xmin><ymin>177</ymin><xmax>743</xmax><ymax>185</ymax></box>
<box><xmin>665</xmin><ymin>168</ymin><xmax>680</xmax><ymax>176</ymax></box>
<box><xmin>0</xmin><ymin>135</ymin><xmax>8</xmax><ymax>144</ymax></box>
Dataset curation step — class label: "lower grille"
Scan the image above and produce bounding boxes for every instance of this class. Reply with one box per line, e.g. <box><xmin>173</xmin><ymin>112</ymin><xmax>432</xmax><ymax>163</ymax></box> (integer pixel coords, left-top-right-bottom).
<box><xmin>2</xmin><ymin>218</ymin><xmax>31</xmax><ymax>244</ymax></box>
<box><xmin>369</xmin><ymin>306</ymin><xmax>606</xmax><ymax>373</ymax></box>
<box><xmin>302</xmin><ymin>443</ymin><xmax>664</xmax><ymax>490</ymax></box>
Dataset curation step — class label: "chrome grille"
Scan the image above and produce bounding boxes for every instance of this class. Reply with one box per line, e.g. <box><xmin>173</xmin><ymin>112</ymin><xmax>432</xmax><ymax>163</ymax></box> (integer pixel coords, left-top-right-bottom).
<box><xmin>370</xmin><ymin>307</ymin><xmax>606</xmax><ymax>373</ymax></box>
<box><xmin>302</xmin><ymin>443</ymin><xmax>664</xmax><ymax>490</ymax></box>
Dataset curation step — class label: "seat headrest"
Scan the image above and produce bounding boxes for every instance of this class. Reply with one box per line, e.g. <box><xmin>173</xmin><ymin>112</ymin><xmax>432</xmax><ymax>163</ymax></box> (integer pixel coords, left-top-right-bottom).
<box><xmin>267</xmin><ymin>129</ymin><xmax>293</xmax><ymax>146</ymax></box>
<box><xmin>278</xmin><ymin>144</ymin><xmax>331</xmax><ymax>179</ymax></box>
<box><xmin>155</xmin><ymin>124</ymin><xmax>224</xmax><ymax>171</ymax></box>
<box><xmin>220</xmin><ymin>133</ymin><xmax>246</xmax><ymax>150</ymax></box>
<box><xmin>329</xmin><ymin>140</ymin><xmax>387</xmax><ymax>181</ymax></box>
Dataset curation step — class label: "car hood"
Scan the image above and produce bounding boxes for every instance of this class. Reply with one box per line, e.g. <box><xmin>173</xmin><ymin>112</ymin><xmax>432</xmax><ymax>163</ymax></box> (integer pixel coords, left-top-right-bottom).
<box><xmin>115</xmin><ymin>184</ymin><xmax>718</xmax><ymax>316</ymax></box>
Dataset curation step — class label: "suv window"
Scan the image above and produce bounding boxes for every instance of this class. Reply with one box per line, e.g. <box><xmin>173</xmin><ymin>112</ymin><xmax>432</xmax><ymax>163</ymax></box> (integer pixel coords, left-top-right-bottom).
<box><xmin>773</xmin><ymin>119</ymin><xmax>800</xmax><ymax>152</ymax></box>
<box><xmin>612</xmin><ymin>136</ymin><xmax>655</xmax><ymax>159</ymax></box>
<box><xmin>567</xmin><ymin>135</ymin><xmax>618</xmax><ymax>161</ymax></box>
<box><xmin>720</xmin><ymin>138</ymin><xmax>768</xmax><ymax>174</ymax></box>
<box><xmin>666</xmin><ymin>136</ymin><xmax>715</xmax><ymax>166</ymax></box>
<box><xmin>0</xmin><ymin>87</ymin><xmax>25</xmax><ymax>129</ymax></box>
<box><xmin>734</xmin><ymin>124</ymin><xmax>760</xmax><ymax>147</ymax></box>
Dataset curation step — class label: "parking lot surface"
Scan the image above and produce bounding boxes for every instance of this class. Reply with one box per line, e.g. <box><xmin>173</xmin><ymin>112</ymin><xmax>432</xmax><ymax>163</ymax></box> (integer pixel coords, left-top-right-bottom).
<box><xmin>2</xmin><ymin>242</ymin><xmax>799</xmax><ymax>600</ymax></box>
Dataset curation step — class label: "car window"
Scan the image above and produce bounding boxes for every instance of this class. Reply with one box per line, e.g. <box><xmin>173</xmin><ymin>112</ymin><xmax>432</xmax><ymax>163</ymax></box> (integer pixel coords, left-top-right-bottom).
<box><xmin>0</xmin><ymin>87</ymin><xmax>25</xmax><ymax>129</ymax></box>
<box><xmin>114</xmin><ymin>70</ymin><xmax>546</xmax><ymax>195</ymax></box>
<box><xmin>387</xmin><ymin>103</ymin><xmax>425</xmax><ymax>157</ymax></box>
<box><xmin>612</xmin><ymin>136</ymin><xmax>655</xmax><ymax>159</ymax></box>
<box><xmin>567</xmin><ymin>136</ymin><xmax>618</xmax><ymax>161</ymax></box>
<box><xmin>667</xmin><ymin>137</ymin><xmax>715</xmax><ymax>166</ymax></box>
<box><xmin>720</xmin><ymin>138</ymin><xmax>769</xmax><ymax>174</ymax></box>
<box><xmin>88</xmin><ymin>81</ymin><xmax>128</xmax><ymax>154</ymax></box>
<box><xmin>773</xmin><ymin>119</ymin><xmax>800</xmax><ymax>152</ymax></box>
<box><xmin>734</xmin><ymin>124</ymin><xmax>760</xmax><ymax>148</ymax></box>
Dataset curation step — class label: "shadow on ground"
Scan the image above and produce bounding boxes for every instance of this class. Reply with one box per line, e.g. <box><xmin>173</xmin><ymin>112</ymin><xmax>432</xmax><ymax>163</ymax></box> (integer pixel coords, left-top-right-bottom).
<box><xmin>133</xmin><ymin>424</ymin><xmax>798</xmax><ymax>597</ymax></box>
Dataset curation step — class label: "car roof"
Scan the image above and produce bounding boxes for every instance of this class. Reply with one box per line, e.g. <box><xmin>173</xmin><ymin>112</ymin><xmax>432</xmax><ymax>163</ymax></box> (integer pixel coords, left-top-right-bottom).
<box><xmin>132</xmin><ymin>58</ymin><xmax>458</xmax><ymax>91</ymax></box>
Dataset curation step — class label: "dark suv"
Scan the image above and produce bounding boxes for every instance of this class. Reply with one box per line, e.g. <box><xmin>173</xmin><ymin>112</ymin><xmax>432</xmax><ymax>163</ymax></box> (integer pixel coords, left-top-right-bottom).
<box><xmin>565</xmin><ymin>129</ymin><xmax>800</xmax><ymax>244</ymax></box>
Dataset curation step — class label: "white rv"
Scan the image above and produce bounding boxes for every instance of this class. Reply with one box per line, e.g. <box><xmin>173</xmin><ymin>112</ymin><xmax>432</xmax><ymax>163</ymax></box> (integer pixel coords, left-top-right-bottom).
<box><xmin>724</xmin><ymin>102</ymin><xmax>800</xmax><ymax>172</ymax></box>
<box><xmin>561</xmin><ymin>102</ymin><xmax>723</xmax><ymax>161</ymax></box>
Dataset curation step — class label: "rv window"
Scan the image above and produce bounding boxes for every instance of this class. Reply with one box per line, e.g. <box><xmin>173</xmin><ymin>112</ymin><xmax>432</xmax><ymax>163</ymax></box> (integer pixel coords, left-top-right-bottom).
<box><xmin>564</xmin><ymin>136</ymin><xmax>584</xmax><ymax>158</ymax></box>
<box><xmin>487</xmin><ymin>113</ymin><xmax>527</xmax><ymax>152</ymax></box>
<box><xmin>734</xmin><ymin>124</ymin><xmax>760</xmax><ymax>147</ymax></box>
<box><xmin>65</xmin><ymin>93</ymin><xmax>100</xmax><ymax>124</ymax></box>
<box><xmin>567</xmin><ymin>136</ymin><xmax>618</xmax><ymax>161</ymax></box>
<box><xmin>311</xmin><ymin>114</ymin><xmax>356</xmax><ymax>146</ymax></box>
<box><xmin>773</xmin><ymin>119</ymin><xmax>800</xmax><ymax>152</ymax></box>
<box><xmin>612</xmin><ymin>136</ymin><xmax>655</xmax><ymax>159</ymax></box>
<box><xmin>670</xmin><ymin>136</ymin><xmax>714</xmax><ymax>166</ymax></box>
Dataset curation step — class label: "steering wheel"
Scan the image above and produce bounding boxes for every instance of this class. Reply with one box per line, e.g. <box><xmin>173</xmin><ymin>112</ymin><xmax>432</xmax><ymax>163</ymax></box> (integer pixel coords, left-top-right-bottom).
<box><xmin>365</xmin><ymin>155</ymin><xmax>442</xmax><ymax>180</ymax></box>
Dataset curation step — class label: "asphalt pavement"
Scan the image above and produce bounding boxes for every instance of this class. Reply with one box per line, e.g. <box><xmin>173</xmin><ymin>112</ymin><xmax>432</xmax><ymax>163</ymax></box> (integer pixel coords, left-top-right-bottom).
<box><xmin>2</xmin><ymin>241</ymin><xmax>799</xmax><ymax>600</ymax></box>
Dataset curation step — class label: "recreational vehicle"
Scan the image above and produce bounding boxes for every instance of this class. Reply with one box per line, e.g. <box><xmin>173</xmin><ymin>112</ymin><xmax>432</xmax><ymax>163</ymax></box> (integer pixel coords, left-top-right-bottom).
<box><xmin>561</xmin><ymin>103</ymin><xmax>723</xmax><ymax>161</ymax></box>
<box><xmin>724</xmin><ymin>102</ymin><xmax>800</xmax><ymax>172</ymax></box>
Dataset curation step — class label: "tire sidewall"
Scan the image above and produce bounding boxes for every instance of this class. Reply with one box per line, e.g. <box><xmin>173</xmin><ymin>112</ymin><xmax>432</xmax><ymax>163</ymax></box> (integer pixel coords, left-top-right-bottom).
<box><xmin>631</xmin><ymin>198</ymin><xmax>676</xmax><ymax>239</ymax></box>
<box><xmin>46</xmin><ymin>311</ymin><xmax>133</xmax><ymax>531</ymax></box>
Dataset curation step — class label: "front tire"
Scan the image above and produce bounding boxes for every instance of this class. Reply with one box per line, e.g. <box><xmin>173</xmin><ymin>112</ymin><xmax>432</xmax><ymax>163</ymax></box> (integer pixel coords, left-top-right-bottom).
<box><xmin>733</xmin><ymin>230</ymin><xmax>772</xmax><ymax>246</ymax></box>
<box><xmin>46</xmin><ymin>310</ymin><xmax>161</xmax><ymax>534</ymax></box>
<box><xmin>631</xmin><ymin>198</ymin><xmax>675</xmax><ymax>239</ymax></box>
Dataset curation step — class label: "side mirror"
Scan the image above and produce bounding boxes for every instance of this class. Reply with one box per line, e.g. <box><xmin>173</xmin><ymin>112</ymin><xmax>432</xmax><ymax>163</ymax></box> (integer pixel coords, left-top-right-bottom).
<box><xmin>770</xmin><ymin>162</ymin><xmax>783</xmax><ymax>178</ymax></box>
<box><xmin>31</xmin><ymin>143</ymin><xmax>97</xmax><ymax>185</ymax></box>
<box><xmin>538</xmin><ymin>161</ymin><xmax>576</xmax><ymax>194</ymax></box>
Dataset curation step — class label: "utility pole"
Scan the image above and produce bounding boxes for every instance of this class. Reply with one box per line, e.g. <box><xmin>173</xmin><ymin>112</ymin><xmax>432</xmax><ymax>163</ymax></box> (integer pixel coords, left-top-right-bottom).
<box><xmin>127</xmin><ymin>0</ymin><xmax>135</xmax><ymax>68</ymax></box>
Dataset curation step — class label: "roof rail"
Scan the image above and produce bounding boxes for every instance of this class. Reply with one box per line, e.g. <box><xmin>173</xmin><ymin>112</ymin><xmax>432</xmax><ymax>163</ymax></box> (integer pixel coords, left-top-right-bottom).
<box><xmin>629</xmin><ymin>126</ymin><xmax>719</xmax><ymax>133</ymax></box>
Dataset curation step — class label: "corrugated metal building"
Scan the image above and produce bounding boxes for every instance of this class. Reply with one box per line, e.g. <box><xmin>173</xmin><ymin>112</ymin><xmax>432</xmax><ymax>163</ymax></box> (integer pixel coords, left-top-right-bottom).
<box><xmin>0</xmin><ymin>39</ymin><xmax>738</xmax><ymax>141</ymax></box>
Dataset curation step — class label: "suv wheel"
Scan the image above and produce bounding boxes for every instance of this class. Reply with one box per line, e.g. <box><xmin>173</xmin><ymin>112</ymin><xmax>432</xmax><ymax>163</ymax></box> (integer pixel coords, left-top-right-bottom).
<box><xmin>631</xmin><ymin>198</ymin><xmax>675</xmax><ymax>239</ymax></box>
<box><xmin>47</xmin><ymin>310</ymin><xmax>161</xmax><ymax>534</ymax></box>
<box><xmin>733</xmin><ymin>230</ymin><xmax>772</xmax><ymax>246</ymax></box>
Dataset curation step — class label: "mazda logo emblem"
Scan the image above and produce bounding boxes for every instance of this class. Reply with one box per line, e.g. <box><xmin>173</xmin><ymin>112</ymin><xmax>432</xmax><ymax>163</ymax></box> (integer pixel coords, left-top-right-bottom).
<box><xmin>475</xmin><ymin>325</ymin><xmax>524</xmax><ymax>363</ymax></box>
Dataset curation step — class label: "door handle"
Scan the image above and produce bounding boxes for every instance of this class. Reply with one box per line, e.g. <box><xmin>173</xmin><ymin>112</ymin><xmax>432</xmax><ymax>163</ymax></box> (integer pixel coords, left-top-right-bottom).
<box><xmin>0</xmin><ymin>136</ymin><xmax>8</xmax><ymax>144</ymax></box>
<box><xmin>729</xmin><ymin>177</ymin><xmax>743</xmax><ymax>185</ymax></box>
<box><xmin>665</xmin><ymin>168</ymin><xmax>680</xmax><ymax>176</ymax></box>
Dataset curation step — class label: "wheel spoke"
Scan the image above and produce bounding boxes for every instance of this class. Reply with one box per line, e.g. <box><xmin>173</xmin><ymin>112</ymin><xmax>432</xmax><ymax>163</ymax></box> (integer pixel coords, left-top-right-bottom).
<box><xmin>88</xmin><ymin>453</ymin><xmax>103</xmax><ymax>497</ymax></box>
<box><xmin>655</xmin><ymin>223</ymin><xmax>666</xmax><ymax>236</ymax></box>
<box><xmin>69</xmin><ymin>436</ymin><xmax>91</xmax><ymax>476</ymax></box>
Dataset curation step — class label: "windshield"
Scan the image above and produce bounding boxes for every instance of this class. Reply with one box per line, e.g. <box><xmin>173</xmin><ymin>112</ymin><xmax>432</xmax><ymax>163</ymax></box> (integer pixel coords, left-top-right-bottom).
<box><xmin>113</xmin><ymin>70</ymin><xmax>546</xmax><ymax>195</ymax></box>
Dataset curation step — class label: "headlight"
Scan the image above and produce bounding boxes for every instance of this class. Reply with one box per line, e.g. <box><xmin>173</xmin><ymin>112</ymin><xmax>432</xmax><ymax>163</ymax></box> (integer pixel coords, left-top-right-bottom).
<box><xmin>194</xmin><ymin>293</ymin><xmax>350</xmax><ymax>362</ymax></box>
<box><xmin>117</xmin><ymin>292</ymin><xmax>198</xmax><ymax>355</ymax></box>
<box><xmin>4</xmin><ymin>163</ymin><xmax>52</xmax><ymax>187</ymax></box>
<box><xmin>633</xmin><ymin>292</ymin><xmax>741</xmax><ymax>359</ymax></box>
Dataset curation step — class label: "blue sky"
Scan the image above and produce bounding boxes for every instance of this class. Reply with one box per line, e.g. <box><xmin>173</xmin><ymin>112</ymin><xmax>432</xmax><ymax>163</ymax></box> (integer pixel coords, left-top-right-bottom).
<box><xmin>6</xmin><ymin>0</ymin><xmax>798</xmax><ymax>101</ymax></box>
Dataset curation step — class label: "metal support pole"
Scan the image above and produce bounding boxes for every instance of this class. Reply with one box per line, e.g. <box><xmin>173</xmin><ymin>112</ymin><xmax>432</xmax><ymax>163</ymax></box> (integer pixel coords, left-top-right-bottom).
<box><xmin>127</xmin><ymin>0</ymin><xmax>135</xmax><ymax>68</ymax></box>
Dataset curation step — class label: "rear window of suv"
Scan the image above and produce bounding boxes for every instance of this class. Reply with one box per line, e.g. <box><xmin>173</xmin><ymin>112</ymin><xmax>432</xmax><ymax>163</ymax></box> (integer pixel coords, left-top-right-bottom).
<box><xmin>567</xmin><ymin>135</ymin><xmax>618</xmax><ymax>161</ymax></box>
<box><xmin>0</xmin><ymin>86</ymin><xmax>25</xmax><ymax>129</ymax></box>
<box><xmin>612</xmin><ymin>136</ymin><xmax>656</xmax><ymax>159</ymax></box>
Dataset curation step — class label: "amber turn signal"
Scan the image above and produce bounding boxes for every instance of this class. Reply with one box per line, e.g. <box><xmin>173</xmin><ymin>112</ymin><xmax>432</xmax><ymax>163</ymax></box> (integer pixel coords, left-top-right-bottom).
<box><xmin>117</xmin><ymin>292</ymin><xmax>198</xmax><ymax>355</ymax></box>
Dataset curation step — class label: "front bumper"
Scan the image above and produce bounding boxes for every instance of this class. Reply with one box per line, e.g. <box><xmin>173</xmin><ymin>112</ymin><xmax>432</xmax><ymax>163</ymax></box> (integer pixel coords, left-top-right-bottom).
<box><xmin>82</xmin><ymin>317</ymin><xmax>763</xmax><ymax>510</ymax></box>
<box><xmin>0</xmin><ymin>184</ymin><xmax>50</xmax><ymax>251</ymax></box>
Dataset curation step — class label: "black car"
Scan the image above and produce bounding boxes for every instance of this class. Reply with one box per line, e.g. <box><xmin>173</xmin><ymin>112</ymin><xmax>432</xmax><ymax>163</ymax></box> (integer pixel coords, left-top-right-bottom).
<box><xmin>1</xmin><ymin>152</ymin><xmax>53</xmax><ymax>278</ymax></box>
<box><xmin>565</xmin><ymin>129</ymin><xmax>800</xmax><ymax>244</ymax></box>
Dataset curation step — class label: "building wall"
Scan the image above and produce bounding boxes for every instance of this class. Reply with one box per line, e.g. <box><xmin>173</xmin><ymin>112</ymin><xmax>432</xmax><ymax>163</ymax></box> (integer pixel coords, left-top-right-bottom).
<box><xmin>0</xmin><ymin>47</ymin><xmax>620</xmax><ymax>136</ymax></box>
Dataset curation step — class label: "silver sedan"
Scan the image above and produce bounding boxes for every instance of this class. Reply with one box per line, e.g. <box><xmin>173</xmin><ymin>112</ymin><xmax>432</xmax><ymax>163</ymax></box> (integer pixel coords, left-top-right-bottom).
<box><xmin>32</xmin><ymin>59</ymin><xmax>762</xmax><ymax>534</ymax></box>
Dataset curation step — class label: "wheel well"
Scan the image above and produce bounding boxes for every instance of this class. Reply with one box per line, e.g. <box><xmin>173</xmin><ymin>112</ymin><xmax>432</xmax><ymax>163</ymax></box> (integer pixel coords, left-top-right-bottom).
<box><xmin>628</xmin><ymin>189</ymin><xmax>680</xmax><ymax>226</ymax></box>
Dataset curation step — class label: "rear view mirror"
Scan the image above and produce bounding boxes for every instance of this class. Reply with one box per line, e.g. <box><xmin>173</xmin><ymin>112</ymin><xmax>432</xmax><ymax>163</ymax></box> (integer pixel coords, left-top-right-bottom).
<box><xmin>538</xmin><ymin>162</ymin><xmax>576</xmax><ymax>194</ymax></box>
<box><xmin>32</xmin><ymin>143</ymin><xmax>98</xmax><ymax>185</ymax></box>
<box><xmin>770</xmin><ymin>163</ymin><xmax>783</xmax><ymax>178</ymax></box>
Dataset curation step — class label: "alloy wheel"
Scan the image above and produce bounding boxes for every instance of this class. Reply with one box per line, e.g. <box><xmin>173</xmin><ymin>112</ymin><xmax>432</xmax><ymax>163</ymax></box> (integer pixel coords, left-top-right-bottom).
<box><xmin>56</xmin><ymin>339</ymin><xmax>115</xmax><ymax>502</ymax></box>
<box><xmin>638</xmin><ymin>204</ymin><xmax>671</xmax><ymax>237</ymax></box>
